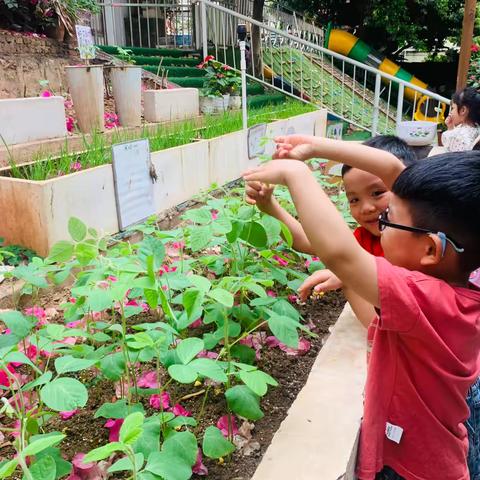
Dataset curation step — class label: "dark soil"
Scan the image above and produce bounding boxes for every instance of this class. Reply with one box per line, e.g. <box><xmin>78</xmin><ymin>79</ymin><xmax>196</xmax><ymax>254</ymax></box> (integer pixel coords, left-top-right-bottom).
<box><xmin>1</xmin><ymin>291</ymin><xmax>344</xmax><ymax>480</ymax></box>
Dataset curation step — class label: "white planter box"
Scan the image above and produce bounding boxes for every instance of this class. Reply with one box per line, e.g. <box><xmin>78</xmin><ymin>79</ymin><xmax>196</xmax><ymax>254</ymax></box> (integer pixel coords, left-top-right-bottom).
<box><xmin>144</xmin><ymin>88</ymin><xmax>200</xmax><ymax>123</ymax></box>
<box><xmin>0</xmin><ymin>97</ymin><xmax>66</xmax><ymax>146</ymax></box>
<box><xmin>0</xmin><ymin>109</ymin><xmax>328</xmax><ymax>256</ymax></box>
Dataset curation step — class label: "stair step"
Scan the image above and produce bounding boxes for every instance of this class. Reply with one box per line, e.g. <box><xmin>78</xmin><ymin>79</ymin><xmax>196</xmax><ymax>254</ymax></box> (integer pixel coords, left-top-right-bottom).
<box><xmin>142</xmin><ymin>65</ymin><xmax>205</xmax><ymax>77</ymax></box>
<box><xmin>98</xmin><ymin>45</ymin><xmax>201</xmax><ymax>58</ymax></box>
<box><xmin>168</xmin><ymin>77</ymin><xmax>266</xmax><ymax>95</ymax></box>
<box><xmin>248</xmin><ymin>93</ymin><xmax>286</xmax><ymax>108</ymax></box>
<box><xmin>132</xmin><ymin>55</ymin><xmax>200</xmax><ymax>67</ymax></box>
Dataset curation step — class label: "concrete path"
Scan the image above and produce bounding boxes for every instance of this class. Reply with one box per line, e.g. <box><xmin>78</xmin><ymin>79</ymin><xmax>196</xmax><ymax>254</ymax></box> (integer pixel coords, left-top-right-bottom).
<box><xmin>252</xmin><ymin>304</ymin><xmax>367</xmax><ymax>480</ymax></box>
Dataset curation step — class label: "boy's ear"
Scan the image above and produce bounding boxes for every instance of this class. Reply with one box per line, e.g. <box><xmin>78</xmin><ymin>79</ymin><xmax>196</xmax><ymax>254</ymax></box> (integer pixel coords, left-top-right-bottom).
<box><xmin>419</xmin><ymin>234</ymin><xmax>444</xmax><ymax>266</ymax></box>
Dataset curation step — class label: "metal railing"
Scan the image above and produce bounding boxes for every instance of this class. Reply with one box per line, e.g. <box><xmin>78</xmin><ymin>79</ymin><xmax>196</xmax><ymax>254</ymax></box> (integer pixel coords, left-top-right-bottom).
<box><xmin>198</xmin><ymin>0</ymin><xmax>450</xmax><ymax>134</ymax></box>
<box><xmin>92</xmin><ymin>0</ymin><xmax>194</xmax><ymax>48</ymax></box>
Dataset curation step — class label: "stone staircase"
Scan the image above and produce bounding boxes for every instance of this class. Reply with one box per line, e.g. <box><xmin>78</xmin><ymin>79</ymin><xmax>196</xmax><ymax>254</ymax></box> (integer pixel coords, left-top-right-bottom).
<box><xmin>97</xmin><ymin>45</ymin><xmax>286</xmax><ymax>109</ymax></box>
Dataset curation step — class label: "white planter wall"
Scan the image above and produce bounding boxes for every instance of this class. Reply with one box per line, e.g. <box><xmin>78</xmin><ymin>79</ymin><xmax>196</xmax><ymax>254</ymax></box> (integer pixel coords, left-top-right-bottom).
<box><xmin>0</xmin><ymin>97</ymin><xmax>67</xmax><ymax>145</ymax></box>
<box><xmin>144</xmin><ymin>89</ymin><xmax>200</xmax><ymax>123</ymax></box>
<box><xmin>0</xmin><ymin>110</ymin><xmax>327</xmax><ymax>256</ymax></box>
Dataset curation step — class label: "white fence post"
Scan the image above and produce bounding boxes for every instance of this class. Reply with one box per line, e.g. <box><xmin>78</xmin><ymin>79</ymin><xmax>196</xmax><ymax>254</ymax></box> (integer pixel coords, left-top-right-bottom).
<box><xmin>371</xmin><ymin>73</ymin><xmax>381</xmax><ymax>136</ymax></box>
<box><xmin>200</xmin><ymin>0</ymin><xmax>208</xmax><ymax>60</ymax></box>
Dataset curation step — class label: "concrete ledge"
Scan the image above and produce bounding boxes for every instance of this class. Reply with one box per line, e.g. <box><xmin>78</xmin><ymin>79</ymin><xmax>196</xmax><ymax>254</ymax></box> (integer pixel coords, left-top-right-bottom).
<box><xmin>144</xmin><ymin>88</ymin><xmax>199</xmax><ymax>123</ymax></box>
<box><xmin>0</xmin><ymin>96</ymin><xmax>66</xmax><ymax>145</ymax></box>
<box><xmin>252</xmin><ymin>304</ymin><xmax>366</xmax><ymax>480</ymax></box>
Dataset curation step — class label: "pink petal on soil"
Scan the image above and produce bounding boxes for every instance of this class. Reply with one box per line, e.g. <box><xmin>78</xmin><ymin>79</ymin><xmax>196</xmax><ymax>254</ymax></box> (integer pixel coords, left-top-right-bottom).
<box><xmin>189</xmin><ymin>318</ymin><xmax>203</xmax><ymax>329</ymax></box>
<box><xmin>272</xmin><ymin>255</ymin><xmax>288</xmax><ymax>267</ymax></box>
<box><xmin>265</xmin><ymin>336</ymin><xmax>281</xmax><ymax>348</ymax></box>
<box><xmin>217</xmin><ymin>414</ymin><xmax>239</xmax><ymax>437</ymax></box>
<box><xmin>104</xmin><ymin>418</ymin><xmax>123</xmax><ymax>442</ymax></box>
<box><xmin>192</xmin><ymin>449</ymin><xmax>208</xmax><ymax>476</ymax></box>
<box><xmin>288</xmin><ymin>294</ymin><xmax>299</xmax><ymax>303</ymax></box>
<box><xmin>279</xmin><ymin>338</ymin><xmax>311</xmax><ymax>356</ymax></box>
<box><xmin>60</xmin><ymin>409</ymin><xmax>78</xmax><ymax>420</ymax></box>
<box><xmin>171</xmin><ymin>404</ymin><xmax>191</xmax><ymax>417</ymax></box>
<box><xmin>138</xmin><ymin>371</ymin><xmax>159</xmax><ymax>389</ymax></box>
<box><xmin>266</xmin><ymin>290</ymin><xmax>277</xmax><ymax>298</ymax></box>
<box><xmin>211</xmin><ymin>209</ymin><xmax>219</xmax><ymax>220</ymax></box>
<box><xmin>149</xmin><ymin>392</ymin><xmax>170</xmax><ymax>410</ymax></box>
<box><xmin>197</xmin><ymin>350</ymin><xmax>218</xmax><ymax>359</ymax></box>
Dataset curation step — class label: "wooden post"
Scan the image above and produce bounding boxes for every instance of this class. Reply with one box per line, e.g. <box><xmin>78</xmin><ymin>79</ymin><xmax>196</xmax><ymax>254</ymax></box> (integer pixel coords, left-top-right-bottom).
<box><xmin>456</xmin><ymin>0</ymin><xmax>477</xmax><ymax>90</ymax></box>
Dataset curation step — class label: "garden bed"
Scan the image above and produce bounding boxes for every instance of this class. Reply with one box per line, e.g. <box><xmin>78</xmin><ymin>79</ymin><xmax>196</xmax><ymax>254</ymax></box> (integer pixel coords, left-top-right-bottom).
<box><xmin>0</xmin><ymin>105</ymin><xmax>327</xmax><ymax>256</ymax></box>
<box><xmin>0</xmin><ymin>171</ymin><xmax>349</xmax><ymax>480</ymax></box>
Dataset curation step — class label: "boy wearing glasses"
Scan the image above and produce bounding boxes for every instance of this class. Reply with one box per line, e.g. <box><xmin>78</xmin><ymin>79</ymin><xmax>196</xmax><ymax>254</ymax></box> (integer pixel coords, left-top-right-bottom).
<box><xmin>243</xmin><ymin>137</ymin><xmax>480</xmax><ymax>480</ymax></box>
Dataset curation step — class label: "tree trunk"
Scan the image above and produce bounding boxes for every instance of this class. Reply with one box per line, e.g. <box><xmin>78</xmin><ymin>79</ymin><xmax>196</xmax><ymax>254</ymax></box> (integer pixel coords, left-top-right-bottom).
<box><xmin>251</xmin><ymin>0</ymin><xmax>265</xmax><ymax>77</ymax></box>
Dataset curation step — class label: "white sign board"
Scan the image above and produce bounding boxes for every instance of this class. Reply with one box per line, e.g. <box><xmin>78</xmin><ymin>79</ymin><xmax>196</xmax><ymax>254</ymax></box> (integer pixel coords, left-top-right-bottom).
<box><xmin>112</xmin><ymin>139</ymin><xmax>156</xmax><ymax>230</ymax></box>
<box><xmin>75</xmin><ymin>25</ymin><xmax>96</xmax><ymax>60</ymax></box>
<box><xmin>248</xmin><ymin>123</ymin><xmax>267</xmax><ymax>159</ymax></box>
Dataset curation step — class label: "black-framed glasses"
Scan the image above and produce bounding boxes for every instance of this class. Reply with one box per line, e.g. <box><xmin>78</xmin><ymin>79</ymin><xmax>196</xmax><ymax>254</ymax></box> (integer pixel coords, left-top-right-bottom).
<box><xmin>378</xmin><ymin>209</ymin><xmax>464</xmax><ymax>256</ymax></box>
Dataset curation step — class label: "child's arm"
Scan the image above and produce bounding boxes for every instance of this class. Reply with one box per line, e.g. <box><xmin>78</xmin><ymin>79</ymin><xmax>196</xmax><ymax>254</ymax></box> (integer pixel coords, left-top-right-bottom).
<box><xmin>243</xmin><ymin>160</ymin><xmax>379</xmax><ymax>307</ymax></box>
<box><xmin>274</xmin><ymin>135</ymin><xmax>405</xmax><ymax>190</ymax></box>
<box><xmin>245</xmin><ymin>181</ymin><xmax>316</xmax><ymax>254</ymax></box>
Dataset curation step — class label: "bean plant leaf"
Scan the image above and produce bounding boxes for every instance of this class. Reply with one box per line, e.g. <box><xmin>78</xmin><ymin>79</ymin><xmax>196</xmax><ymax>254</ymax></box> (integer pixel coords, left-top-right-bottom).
<box><xmin>139</xmin><ymin>236</ymin><xmax>165</xmax><ymax>270</ymax></box>
<box><xmin>176</xmin><ymin>337</ymin><xmax>204</xmax><ymax>364</ymax></box>
<box><xmin>182</xmin><ymin>208</ymin><xmax>212</xmax><ymax>225</ymax></box>
<box><xmin>28</xmin><ymin>454</ymin><xmax>56</xmax><ymax>480</ymax></box>
<box><xmin>119</xmin><ymin>412</ymin><xmax>144</xmax><ymax>445</ymax></box>
<box><xmin>182</xmin><ymin>289</ymin><xmax>204</xmax><ymax>320</ymax></box>
<box><xmin>133</xmin><ymin>417</ymin><xmax>161</xmax><ymax>458</ymax></box>
<box><xmin>225</xmin><ymin>385</ymin><xmax>264</xmax><ymax>420</ymax></box>
<box><xmin>167</xmin><ymin>364</ymin><xmax>198</xmax><ymax>384</ymax></box>
<box><xmin>238</xmin><ymin>369</ymin><xmax>278</xmax><ymax>397</ymax></box>
<box><xmin>202</xmin><ymin>426</ymin><xmax>235</xmax><ymax>459</ymax></box>
<box><xmin>226</xmin><ymin>220</ymin><xmax>244</xmax><ymax>243</ymax></box>
<box><xmin>189</xmin><ymin>225</ymin><xmax>212</xmax><ymax>252</ymax></box>
<box><xmin>279</xmin><ymin>221</ymin><xmax>293</xmax><ymax>247</ymax></box>
<box><xmin>47</xmin><ymin>241</ymin><xmax>74</xmax><ymax>264</ymax></box>
<box><xmin>23</xmin><ymin>433</ymin><xmax>65</xmax><ymax>457</ymax></box>
<box><xmin>0</xmin><ymin>311</ymin><xmax>33</xmax><ymax>339</ymax></box>
<box><xmin>95</xmin><ymin>399</ymin><xmax>145</xmax><ymax>419</ymax></box>
<box><xmin>23</xmin><ymin>371</ymin><xmax>53</xmax><ymax>391</ymax></box>
<box><xmin>99</xmin><ymin>353</ymin><xmax>126</xmax><ymax>381</ymax></box>
<box><xmin>145</xmin><ymin>451</ymin><xmax>192</xmax><ymax>480</ymax></box>
<box><xmin>84</xmin><ymin>442</ymin><xmax>126</xmax><ymax>462</ymax></box>
<box><xmin>163</xmin><ymin>431</ymin><xmax>198</xmax><ymax>467</ymax></box>
<box><xmin>40</xmin><ymin>378</ymin><xmax>88</xmax><ymax>412</ymax></box>
<box><xmin>207</xmin><ymin>288</ymin><xmax>234</xmax><ymax>308</ymax></box>
<box><xmin>68</xmin><ymin>217</ymin><xmax>87</xmax><ymax>242</ymax></box>
<box><xmin>240</xmin><ymin>221</ymin><xmax>268</xmax><ymax>248</ymax></box>
<box><xmin>0</xmin><ymin>459</ymin><xmax>18</xmax><ymax>478</ymax></box>
<box><xmin>189</xmin><ymin>358</ymin><xmax>228</xmax><ymax>383</ymax></box>
<box><xmin>54</xmin><ymin>355</ymin><xmax>97</xmax><ymax>375</ymax></box>
<box><xmin>108</xmin><ymin>453</ymin><xmax>144</xmax><ymax>473</ymax></box>
<box><xmin>267</xmin><ymin>313</ymin><xmax>299</xmax><ymax>348</ymax></box>
<box><xmin>36</xmin><ymin>447</ymin><xmax>72</xmax><ymax>479</ymax></box>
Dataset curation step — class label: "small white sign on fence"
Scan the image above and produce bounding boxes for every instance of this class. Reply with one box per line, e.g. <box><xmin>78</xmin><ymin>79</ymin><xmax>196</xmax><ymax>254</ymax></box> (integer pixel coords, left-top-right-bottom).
<box><xmin>248</xmin><ymin>123</ymin><xmax>268</xmax><ymax>159</ymax></box>
<box><xmin>112</xmin><ymin>139</ymin><xmax>156</xmax><ymax>230</ymax></box>
<box><xmin>75</xmin><ymin>25</ymin><xmax>96</xmax><ymax>60</ymax></box>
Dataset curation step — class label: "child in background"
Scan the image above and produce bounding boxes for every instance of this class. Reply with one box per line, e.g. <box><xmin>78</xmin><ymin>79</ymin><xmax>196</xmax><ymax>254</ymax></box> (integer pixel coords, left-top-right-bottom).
<box><xmin>245</xmin><ymin>135</ymin><xmax>416</xmax><ymax>327</ymax></box>
<box><xmin>442</xmin><ymin>87</ymin><xmax>480</xmax><ymax>152</ymax></box>
<box><xmin>244</xmin><ymin>137</ymin><xmax>480</xmax><ymax>480</ymax></box>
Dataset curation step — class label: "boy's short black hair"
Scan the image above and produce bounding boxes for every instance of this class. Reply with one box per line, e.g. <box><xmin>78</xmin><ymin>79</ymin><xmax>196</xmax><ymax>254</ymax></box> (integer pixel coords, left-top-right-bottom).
<box><xmin>392</xmin><ymin>151</ymin><xmax>480</xmax><ymax>273</ymax></box>
<box><xmin>451</xmin><ymin>87</ymin><xmax>480</xmax><ymax>125</ymax></box>
<box><xmin>341</xmin><ymin>135</ymin><xmax>416</xmax><ymax>177</ymax></box>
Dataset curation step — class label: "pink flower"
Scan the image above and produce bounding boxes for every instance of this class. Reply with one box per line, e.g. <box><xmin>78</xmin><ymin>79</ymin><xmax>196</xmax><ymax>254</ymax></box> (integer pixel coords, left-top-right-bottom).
<box><xmin>149</xmin><ymin>392</ymin><xmax>170</xmax><ymax>410</ymax></box>
<box><xmin>266</xmin><ymin>290</ymin><xmax>277</xmax><ymax>298</ymax></box>
<box><xmin>288</xmin><ymin>294</ymin><xmax>299</xmax><ymax>303</ymax></box>
<box><xmin>66</xmin><ymin>319</ymin><xmax>85</xmax><ymax>329</ymax></box>
<box><xmin>211</xmin><ymin>209</ymin><xmax>219</xmax><ymax>220</ymax></box>
<box><xmin>40</xmin><ymin>90</ymin><xmax>52</xmax><ymax>98</ymax></box>
<box><xmin>197</xmin><ymin>350</ymin><xmax>218</xmax><ymax>359</ymax></box>
<box><xmin>138</xmin><ymin>371</ymin><xmax>159</xmax><ymax>389</ymax></box>
<box><xmin>25</xmin><ymin>306</ymin><xmax>46</xmax><ymax>323</ymax></box>
<box><xmin>0</xmin><ymin>364</ymin><xmax>15</xmax><ymax>387</ymax></box>
<box><xmin>472</xmin><ymin>44</ymin><xmax>480</xmax><ymax>53</ymax></box>
<box><xmin>64</xmin><ymin>99</ymin><xmax>73</xmax><ymax>109</ymax></box>
<box><xmin>171</xmin><ymin>404</ymin><xmax>191</xmax><ymax>417</ymax></box>
<box><xmin>60</xmin><ymin>409</ymin><xmax>78</xmax><ymax>420</ymax></box>
<box><xmin>104</xmin><ymin>418</ymin><xmax>123</xmax><ymax>442</ymax></box>
<box><xmin>66</xmin><ymin>453</ymin><xmax>109</xmax><ymax>480</ymax></box>
<box><xmin>107</xmin><ymin>275</ymin><xmax>118</xmax><ymax>282</ymax></box>
<box><xmin>273</xmin><ymin>255</ymin><xmax>288</xmax><ymax>267</ymax></box>
<box><xmin>66</xmin><ymin>116</ymin><xmax>75</xmax><ymax>133</ymax></box>
<box><xmin>104</xmin><ymin>112</ymin><xmax>119</xmax><ymax>129</ymax></box>
<box><xmin>71</xmin><ymin>161</ymin><xmax>82</xmax><ymax>172</ymax></box>
<box><xmin>189</xmin><ymin>318</ymin><xmax>203</xmax><ymax>329</ymax></box>
<box><xmin>217</xmin><ymin>414</ymin><xmax>238</xmax><ymax>437</ymax></box>
<box><xmin>172</xmin><ymin>241</ymin><xmax>185</xmax><ymax>250</ymax></box>
<box><xmin>192</xmin><ymin>449</ymin><xmax>208</xmax><ymax>476</ymax></box>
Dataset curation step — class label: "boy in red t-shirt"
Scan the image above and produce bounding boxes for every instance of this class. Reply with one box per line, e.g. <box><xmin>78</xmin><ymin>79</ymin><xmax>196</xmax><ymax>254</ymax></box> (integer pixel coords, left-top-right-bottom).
<box><xmin>243</xmin><ymin>138</ymin><xmax>480</xmax><ymax>480</ymax></box>
<box><xmin>246</xmin><ymin>135</ymin><xmax>415</xmax><ymax>327</ymax></box>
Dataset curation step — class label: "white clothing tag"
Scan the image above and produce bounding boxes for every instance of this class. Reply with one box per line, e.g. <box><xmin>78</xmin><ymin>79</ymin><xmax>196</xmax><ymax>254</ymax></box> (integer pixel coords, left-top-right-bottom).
<box><xmin>385</xmin><ymin>422</ymin><xmax>403</xmax><ymax>444</ymax></box>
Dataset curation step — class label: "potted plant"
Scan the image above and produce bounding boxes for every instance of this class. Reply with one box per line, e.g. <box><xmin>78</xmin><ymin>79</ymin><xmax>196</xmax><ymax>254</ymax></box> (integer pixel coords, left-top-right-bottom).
<box><xmin>226</xmin><ymin>69</ymin><xmax>242</xmax><ymax>110</ymax></box>
<box><xmin>109</xmin><ymin>47</ymin><xmax>142</xmax><ymax>127</ymax></box>
<box><xmin>197</xmin><ymin>55</ymin><xmax>232</xmax><ymax>113</ymax></box>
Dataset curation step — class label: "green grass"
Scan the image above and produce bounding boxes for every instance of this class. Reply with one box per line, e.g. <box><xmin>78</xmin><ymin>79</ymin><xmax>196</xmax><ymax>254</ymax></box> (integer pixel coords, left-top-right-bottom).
<box><xmin>6</xmin><ymin>101</ymin><xmax>316</xmax><ymax>182</ymax></box>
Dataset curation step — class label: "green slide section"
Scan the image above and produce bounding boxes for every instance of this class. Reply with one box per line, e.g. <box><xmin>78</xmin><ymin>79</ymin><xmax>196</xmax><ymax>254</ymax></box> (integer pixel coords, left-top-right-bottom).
<box><xmin>263</xmin><ymin>47</ymin><xmax>397</xmax><ymax>133</ymax></box>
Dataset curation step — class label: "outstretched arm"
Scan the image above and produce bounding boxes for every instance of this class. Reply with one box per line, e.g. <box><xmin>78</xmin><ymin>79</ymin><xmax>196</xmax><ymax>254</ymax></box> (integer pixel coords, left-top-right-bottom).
<box><xmin>243</xmin><ymin>161</ymin><xmax>379</xmax><ymax>307</ymax></box>
<box><xmin>274</xmin><ymin>135</ymin><xmax>405</xmax><ymax>190</ymax></box>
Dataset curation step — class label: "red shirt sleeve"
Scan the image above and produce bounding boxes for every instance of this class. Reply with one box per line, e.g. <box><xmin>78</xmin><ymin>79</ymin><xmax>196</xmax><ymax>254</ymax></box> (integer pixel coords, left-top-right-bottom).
<box><xmin>354</xmin><ymin>227</ymin><xmax>384</xmax><ymax>257</ymax></box>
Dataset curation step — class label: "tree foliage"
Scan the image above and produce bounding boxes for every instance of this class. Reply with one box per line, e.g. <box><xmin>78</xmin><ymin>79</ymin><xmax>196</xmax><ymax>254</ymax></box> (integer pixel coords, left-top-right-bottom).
<box><xmin>276</xmin><ymin>0</ymin><xmax>465</xmax><ymax>57</ymax></box>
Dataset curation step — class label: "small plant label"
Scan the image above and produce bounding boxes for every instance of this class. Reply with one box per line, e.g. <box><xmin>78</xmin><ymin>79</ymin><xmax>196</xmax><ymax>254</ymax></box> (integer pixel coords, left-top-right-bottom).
<box><xmin>248</xmin><ymin>123</ymin><xmax>268</xmax><ymax>159</ymax></box>
<box><xmin>75</xmin><ymin>25</ymin><xmax>96</xmax><ymax>60</ymax></box>
<box><xmin>112</xmin><ymin>139</ymin><xmax>156</xmax><ymax>230</ymax></box>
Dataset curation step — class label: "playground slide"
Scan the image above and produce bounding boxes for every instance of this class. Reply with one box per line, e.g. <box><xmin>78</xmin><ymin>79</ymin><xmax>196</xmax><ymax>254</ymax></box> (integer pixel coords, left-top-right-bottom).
<box><xmin>325</xmin><ymin>29</ymin><xmax>445</xmax><ymax>122</ymax></box>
